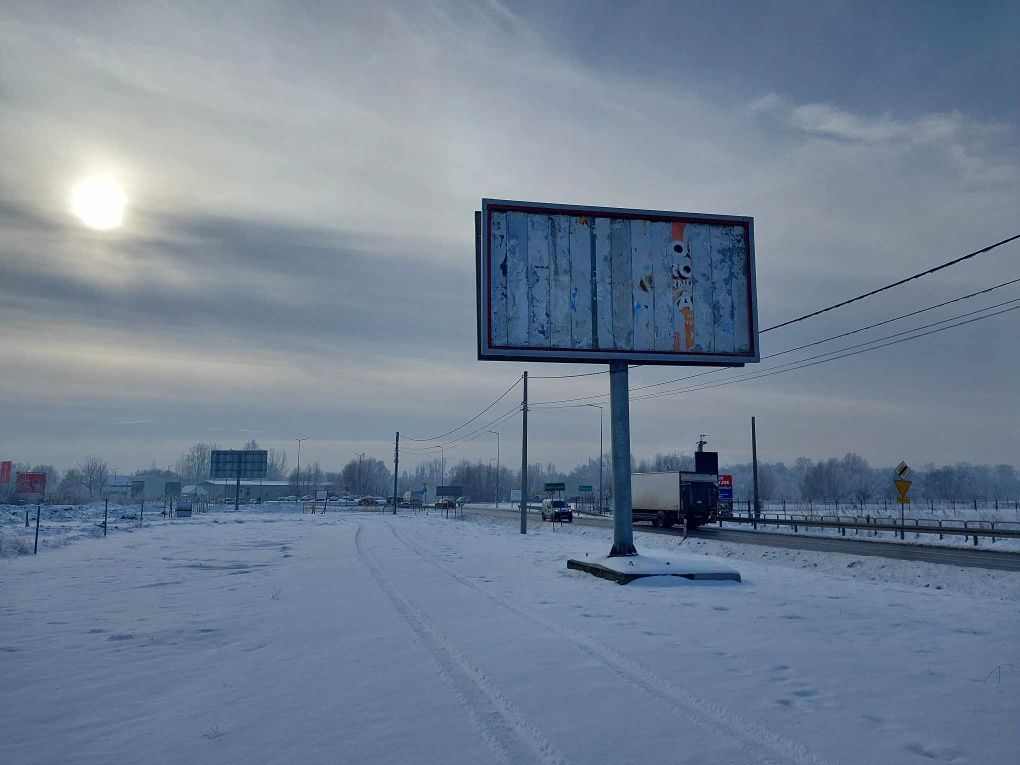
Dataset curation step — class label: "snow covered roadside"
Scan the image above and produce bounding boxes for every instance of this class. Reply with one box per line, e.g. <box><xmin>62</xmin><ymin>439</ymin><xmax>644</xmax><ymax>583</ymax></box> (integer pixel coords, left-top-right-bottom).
<box><xmin>1</xmin><ymin>511</ymin><xmax>1017</xmax><ymax>764</ymax></box>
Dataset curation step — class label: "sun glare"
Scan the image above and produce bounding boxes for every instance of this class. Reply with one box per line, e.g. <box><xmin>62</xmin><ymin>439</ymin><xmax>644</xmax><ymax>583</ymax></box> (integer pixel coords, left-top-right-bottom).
<box><xmin>71</xmin><ymin>176</ymin><xmax>126</xmax><ymax>230</ymax></box>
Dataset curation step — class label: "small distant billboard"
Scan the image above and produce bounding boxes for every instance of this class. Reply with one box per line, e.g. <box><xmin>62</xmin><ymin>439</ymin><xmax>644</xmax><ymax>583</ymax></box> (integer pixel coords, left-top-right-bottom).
<box><xmin>578</xmin><ymin>484</ymin><xmax>593</xmax><ymax>493</ymax></box>
<box><xmin>544</xmin><ymin>482</ymin><xmax>566</xmax><ymax>492</ymax></box>
<box><xmin>165</xmin><ymin>481</ymin><xmax>182</xmax><ymax>498</ymax></box>
<box><xmin>210</xmin><ymin>450</ymin><xmax>268</xmax><ymax>480</ymax></box>
<box><xmin>1</xmin><ymin>460</ymin><xmax>11</xmax><ymax>484</ymax></box>
<box><xmin>131</xmin><ymin>480</ymin><xmax>145</xmax><ymax>498</ymax></box>
<box><xmin>436</xmin><ymin>485</ymin><xmax>463</xmax><ymax>498</ymax></box>
<box><xmin>16</xmin><ymin>472</ymin><xmax>46</xmax><ymax>495</ymax></box>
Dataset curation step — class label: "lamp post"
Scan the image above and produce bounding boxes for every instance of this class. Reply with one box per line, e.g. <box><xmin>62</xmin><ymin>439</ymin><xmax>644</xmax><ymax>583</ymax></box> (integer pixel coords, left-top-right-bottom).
<box><xmin>489</xmin><ymin>430</ymin><xmax>500</xmax><ymax>507</ymax></box>
<box><xmin>294</xmin><ymin>437</ymin><xmax>307</xmax><ymax>497</ymax></box>
<box><xmin>435</xmin><ymin>445</ymin><xmax>445</xmax><ymax>486</ymax></box>
<box><xmin>584</xmin><ymin>404</ymin><xmax>604</xmax><ymax>513</ymax></box>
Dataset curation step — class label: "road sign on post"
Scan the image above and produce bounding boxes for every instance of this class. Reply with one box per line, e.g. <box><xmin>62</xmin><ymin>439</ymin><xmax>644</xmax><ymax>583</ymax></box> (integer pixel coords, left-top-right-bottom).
<box><xmin>476</xmin><ymin>199</ymin><xmax>759</xmax><ymax>557</ymax></box>
<box><xmin>894</xmin><ymin>463</ymin><xmax>912</xmax><ymax>539</ymax></box>
<box><xmin>544</xmin><ymin>482</ymin><xmax>565</xmax><ymax>493</ymax></box>
<box><xmin>578</xmin><ymin>485</ymin><xmax>593</xmax><ymax>493</ymax></box>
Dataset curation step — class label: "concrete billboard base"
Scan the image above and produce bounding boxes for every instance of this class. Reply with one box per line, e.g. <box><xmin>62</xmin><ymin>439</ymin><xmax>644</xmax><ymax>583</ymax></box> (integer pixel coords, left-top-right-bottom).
<box><xmin>567</xmin><ymin>552</ymin><xmax>741</xmax><ymax>585</ymax></box>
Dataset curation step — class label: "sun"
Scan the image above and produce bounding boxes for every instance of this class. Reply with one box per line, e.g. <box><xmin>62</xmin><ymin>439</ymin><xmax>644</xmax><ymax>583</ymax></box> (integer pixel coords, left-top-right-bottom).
<box><xmin>71</xmin><ymin>176</ymin><xmax>126</xmax><ymax>230</ymax></box>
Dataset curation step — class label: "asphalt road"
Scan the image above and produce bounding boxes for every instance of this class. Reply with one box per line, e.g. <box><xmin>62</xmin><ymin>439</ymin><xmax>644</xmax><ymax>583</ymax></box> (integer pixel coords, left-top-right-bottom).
<box><xmin>466</xmin><ymin>506</ymin><xmax>1020</xmax><ymax>572</ymax></box>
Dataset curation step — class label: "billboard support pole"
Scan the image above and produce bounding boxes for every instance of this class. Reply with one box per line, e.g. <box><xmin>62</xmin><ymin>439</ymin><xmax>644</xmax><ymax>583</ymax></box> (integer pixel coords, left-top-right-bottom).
<box><xmin>609</xmin><ymin>362</ymin><xmax>636</xmax><ymax>556</ymax></box>
<box><xmin>234</xmin><ymin>467</ymin><xmax>241</xmax><ymax>512</ymax></box>
<box><xmin>33</xmin><ymin>504</ymin><xmax>40</xmax><ymax>554</ymax></box>
<box><xmin>520</xmin><ymin>371</ymin><xmax>528</xmax><ymax>535</ymax></box>
<box><xmin>392</xmin><ymin>431</ymin><xmax>399</xmax><ymax>516</ymax></box>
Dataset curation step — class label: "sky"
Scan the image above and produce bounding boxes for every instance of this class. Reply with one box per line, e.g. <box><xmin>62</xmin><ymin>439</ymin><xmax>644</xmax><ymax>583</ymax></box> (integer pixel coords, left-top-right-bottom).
<box><xmin>0</xmin><ymin>0</ymin><xmax>1018</xmax><ymax>476</ymax></box>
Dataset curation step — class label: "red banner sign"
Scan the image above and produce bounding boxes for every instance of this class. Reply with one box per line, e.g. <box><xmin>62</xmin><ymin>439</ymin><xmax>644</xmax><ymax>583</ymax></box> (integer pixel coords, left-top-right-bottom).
<box><xmin>16</xmin><ymin>472</ymin><xmax>46</xmax><ymax>495</ymax></box>
<box><xmin>0</xmin><ymin>461</ymin><xmax>10</xmax><ymax>484</ymax></box>
<box><xmin>718</xmin><ymin>474</ymin><xmax>733</xmax><ymax>489</ymax></box>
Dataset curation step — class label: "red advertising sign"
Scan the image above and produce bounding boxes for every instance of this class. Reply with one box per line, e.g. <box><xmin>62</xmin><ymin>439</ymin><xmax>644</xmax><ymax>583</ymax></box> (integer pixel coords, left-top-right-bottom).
<box><xmin>0</xmin><ymin>461</ymin><xmax>11</xmax><ymax>484</ymax></box>
<box><xmin>718</xmin><ymin>473</ymin><xmax>733</xmax><ymax>501</ymax></box>
<box><xmin>16</xmin><ymin>471</ymin><xmax>46</xmax><ymax>495</ymax></box>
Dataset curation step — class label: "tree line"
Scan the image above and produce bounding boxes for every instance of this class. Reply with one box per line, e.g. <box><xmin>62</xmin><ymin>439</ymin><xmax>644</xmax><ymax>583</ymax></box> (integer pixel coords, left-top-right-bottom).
<box><xmin>5</xmin><ymin>442</ymin><xmax>1019</xmax><ymax>506</ymax></box>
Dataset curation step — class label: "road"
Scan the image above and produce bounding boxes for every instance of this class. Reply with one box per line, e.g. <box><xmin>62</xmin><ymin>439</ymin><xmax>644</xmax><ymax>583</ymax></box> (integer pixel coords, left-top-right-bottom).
<box><xmin>466</xmin><ymin>506</ymin><xmax>1020</xmax><ymax>572</ymax></box>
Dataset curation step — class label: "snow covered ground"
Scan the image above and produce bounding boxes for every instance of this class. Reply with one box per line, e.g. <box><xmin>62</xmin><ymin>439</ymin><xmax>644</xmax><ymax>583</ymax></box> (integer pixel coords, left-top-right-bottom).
<box><xmin>1</xmin><ymin>509</ymin><xmax>1017</xmax><ymax>764</ymax></box>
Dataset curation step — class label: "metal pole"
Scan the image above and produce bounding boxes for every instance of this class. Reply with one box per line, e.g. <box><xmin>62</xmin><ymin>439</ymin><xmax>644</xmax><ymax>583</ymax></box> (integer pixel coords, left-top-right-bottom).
<box><xmin>609</xmin><ymin>362</ymin><xmax>636</xmax><ymax>556</ymax></box>
<box><xmin>104</xmin><ymin>498</ymin><xmax>108</xmax><ymax>537</ymax></box>
<box><xmin>489</xmin><ymin>431</ymin><xmax>500</xmax><ymax>508</ymax></box>
<box><xmin>140</xmin><ymin>497</ymin><xmax>144</xmax><ymax>527</ymax></box>
<box><xmin>234</xmin><ymin>466</ymin><xmax>241</xmax><ymax>512</ymax></box>
<box><xmin>295</xmin><ymin>437</ymin><xmax>306</xmax><ymax>498</ymax></box>
<box><xmin>751</xmin><ymin>416</ymin><xmax>760</xmax><ymax>521</ymax></box>
<box><xmin>595</xmin><ymin>408</ymin><xmax>599</xmax><ymax>516</ymax></box>
<box><xmin>33</xmin><ymin>503</ymin><xmax>40</xmax><ymax>554</ymax></box>
<box><xmin>520</xmin><ymin>371</ymin><xmax>528</xmax><ymax>534</ymax></box>
<box><xmin>392</xmin><ymin>431</ymin><xmax>400</xmax><ymax>515</ymax></box>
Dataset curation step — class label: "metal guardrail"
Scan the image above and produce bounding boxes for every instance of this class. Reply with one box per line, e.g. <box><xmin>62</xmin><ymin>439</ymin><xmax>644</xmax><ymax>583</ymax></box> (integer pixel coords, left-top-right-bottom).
<box><xmin>720</xmin><ymin>512</ymin><xmax>1020</xmax><ymax>545</ymax></box>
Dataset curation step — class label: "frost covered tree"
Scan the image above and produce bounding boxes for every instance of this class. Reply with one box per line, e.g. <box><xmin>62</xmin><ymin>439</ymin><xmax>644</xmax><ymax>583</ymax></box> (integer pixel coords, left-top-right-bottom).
<box><xmin>76</xmin><ymin>456</ymin><xmax>109</xmax><ymax>499</ymax></box>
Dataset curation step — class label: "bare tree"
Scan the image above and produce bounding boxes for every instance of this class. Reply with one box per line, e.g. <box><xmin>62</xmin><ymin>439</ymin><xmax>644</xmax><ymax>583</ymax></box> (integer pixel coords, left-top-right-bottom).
<box><xmin>267</xmin><ymin>448</ymin><xmax>288</xmax><ymax>480</ymax></box>
<box><xmin>76</xmin><ymin>456</ymin><xmax>109</xmax><ymax>499</ymax></box>
<box><xmin>175</xmin><ymin>442</ymin><xmax>217</xmax><ymax>484</ymax></box>
<box><xmin>341</xmin><ymin>454</ymin><xmax>391</xmax><ymax>496</ymax></box>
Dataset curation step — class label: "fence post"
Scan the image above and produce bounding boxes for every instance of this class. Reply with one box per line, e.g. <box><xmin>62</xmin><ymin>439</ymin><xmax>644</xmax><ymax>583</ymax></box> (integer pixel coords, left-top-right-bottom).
<box><xmin>33</xmin><ymin>504</ymin><xmax>41</xmax><ymax>554</ymax></box>
<box><xmin>104</xmin><ymin>498</ymin><xmax>108</xmax><ymax>537</ymax></box>
<box><xmin>25</xmin><ymin>509</ymin><xmax>29</xmax><ymax>528</ymax></box>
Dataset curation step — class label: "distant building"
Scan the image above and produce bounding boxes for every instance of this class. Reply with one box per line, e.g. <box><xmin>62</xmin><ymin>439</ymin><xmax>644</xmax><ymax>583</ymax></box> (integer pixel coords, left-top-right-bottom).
<box><xmin>197</xmin><ymin>479</ymin><xmax>293</xmax><ymax>502</ymax></box>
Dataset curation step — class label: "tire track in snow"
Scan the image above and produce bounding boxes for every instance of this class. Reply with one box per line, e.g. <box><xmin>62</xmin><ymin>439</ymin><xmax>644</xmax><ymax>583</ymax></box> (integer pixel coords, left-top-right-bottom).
<box><xmin>388</xmin><ymin>522</ymin><xmax>837</xmax><ymax>765</ymax></box>
<box><xmin>353</xmin><ymin>522</ymin><xmax>570</xmax><ymax>765</ymax></box>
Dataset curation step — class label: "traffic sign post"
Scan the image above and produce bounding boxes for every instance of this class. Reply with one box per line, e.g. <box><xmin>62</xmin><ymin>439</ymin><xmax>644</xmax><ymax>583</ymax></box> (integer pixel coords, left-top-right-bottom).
<box><xmin>894</xmin><ymin>464</ymin><xmax>912</xmax><ymax>539</ymax></box>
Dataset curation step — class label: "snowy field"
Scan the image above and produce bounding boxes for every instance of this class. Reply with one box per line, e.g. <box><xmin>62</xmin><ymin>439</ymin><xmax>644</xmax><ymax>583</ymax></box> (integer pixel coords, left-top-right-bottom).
<box><xmin>2</xmin><ymin>509</ymin><xmax>1018</xmax><ymax>765</ymax></box>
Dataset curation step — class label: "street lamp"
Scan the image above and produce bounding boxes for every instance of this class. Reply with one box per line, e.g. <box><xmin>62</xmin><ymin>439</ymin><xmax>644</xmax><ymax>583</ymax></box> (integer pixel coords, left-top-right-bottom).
<box><xmin>584</xmin><ymin>404</ymin><xmax>604</xmax><ymax>513</ymax></box>
<box><xmin>489</xmin><ymin>430</ymin><xmax>500</xmax><ymax>507</ymax></box>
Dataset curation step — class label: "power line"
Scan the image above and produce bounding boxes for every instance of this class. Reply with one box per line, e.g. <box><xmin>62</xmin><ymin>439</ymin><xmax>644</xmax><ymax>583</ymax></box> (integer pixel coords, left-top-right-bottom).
<box><xmin>763</xmin><ymin>276</ymin><xmax>1020</xmax><ymax>360</ymax></box>
<box><xmin>530</xmin><ymin>276</ymin><xmax>1020</xmax><ymax>406</ymax></box>
<box><xmin>629</xmin><ymin>303</ymin><xmax>1020</xmax><ymax>402</ymax></box>
<box><xmin>401</xmin><ymin>404</ymin><xmax>521</xmax><ymax>452</ymax></box>
<box><xmin>402</xmin><ymin>376</ymin><xmax>522</xmax><ymax>442</ymax></box>
<box><xmin>530</xmin><ymin>364</ymin><xmax>641</xmax><ymax>379</ymax></box>
<box><xmin>759</xmin><ymin>233</ymin><xmax>1020</xmax><ymax>333</ymax></box>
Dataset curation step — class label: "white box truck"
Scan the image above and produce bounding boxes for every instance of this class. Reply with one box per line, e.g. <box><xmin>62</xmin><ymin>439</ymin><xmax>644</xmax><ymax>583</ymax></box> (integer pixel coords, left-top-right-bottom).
<box><xmin>631</xmin><ymin>471</ymin><xmax>719</xmax><ymax>529</ymax></box>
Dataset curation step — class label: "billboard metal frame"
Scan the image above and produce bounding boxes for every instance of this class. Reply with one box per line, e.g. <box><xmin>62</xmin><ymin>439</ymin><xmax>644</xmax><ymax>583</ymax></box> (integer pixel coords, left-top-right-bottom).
<box><xmin>476</xmin><ymin>198</ymin><xmax>759</xmax><ymax>366</ymax></box>
<box><xmin>210</xmin><ymin>450</ymin><xmax>268</xmax><ymax>480</ymax></box>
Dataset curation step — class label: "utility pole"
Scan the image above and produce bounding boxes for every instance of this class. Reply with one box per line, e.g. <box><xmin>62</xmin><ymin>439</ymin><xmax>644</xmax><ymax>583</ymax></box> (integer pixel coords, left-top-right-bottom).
<box><xmin>520</xmin><ymin>371</ymin><xmax>528</xmax><ymax>534</ymax></box>
<box><xmin>751</xmin><ymin>417</ymin><xmax>760</xmax><ymax>520</ymax></box>
<box><xmin>697</xmin><ymin>434</ymin><xmax>708</xmax><ymax>453</ymax></box>
<box><xmin>392</xmin><ymin>432</ymin><xmax>399</xmax><ymax>515</ymax></box>
<box><xmin>489</xmin><ymin>430</ymin><xmax>500</xmax><ymax>507</ymax></box>
<box><xmin>434</xmin><ymin>445</ymin><xmax>445</xmax><ymax>486</ymax></box>
<box><xmin>585</xmin><ymin>404</ymin><xmax>604</xmax><ymax>513</ymax></box>
<box><xmin>294</xmin><ymin>437</ymin><xmax>307</xmax><ymax>498</ymax></box>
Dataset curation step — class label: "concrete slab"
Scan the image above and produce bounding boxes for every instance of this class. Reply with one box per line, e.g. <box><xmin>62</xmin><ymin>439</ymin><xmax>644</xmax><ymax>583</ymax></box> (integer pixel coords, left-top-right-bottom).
<box><xmin>567</xmin><ymin>552</ymin><xmax>741</xmax><ymax>584</ymax></box>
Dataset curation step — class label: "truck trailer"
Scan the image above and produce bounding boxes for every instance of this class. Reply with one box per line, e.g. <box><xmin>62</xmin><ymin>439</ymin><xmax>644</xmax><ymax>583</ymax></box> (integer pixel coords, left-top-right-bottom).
<box><xmin>631</xmin><ymin>471</ymin><xmax>719</xmax><ymax>529</ymax></box>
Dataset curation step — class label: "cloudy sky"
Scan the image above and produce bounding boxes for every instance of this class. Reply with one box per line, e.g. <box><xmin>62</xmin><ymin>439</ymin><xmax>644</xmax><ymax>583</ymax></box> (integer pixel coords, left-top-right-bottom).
<box><xmin>1</xmin><ymin>0</ymin><xmax>1018</xmax><ymax>475</ymax></box>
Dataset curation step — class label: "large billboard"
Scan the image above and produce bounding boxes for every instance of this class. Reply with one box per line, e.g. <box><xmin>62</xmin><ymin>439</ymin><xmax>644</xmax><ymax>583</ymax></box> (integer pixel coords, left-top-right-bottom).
<box><xmin>210</xmin><ymin>450</ymin><xmax>268</xmax><ymax>480</ymax></box>
<box><xmin>477</xmin><ymin>199</ymin><xmax>758</xmax><ymax>365</ymax></box>
<box><xmin>1</xmin><ymin>460</ymin><xmax>10</xmax><ymax>484</ymax></box>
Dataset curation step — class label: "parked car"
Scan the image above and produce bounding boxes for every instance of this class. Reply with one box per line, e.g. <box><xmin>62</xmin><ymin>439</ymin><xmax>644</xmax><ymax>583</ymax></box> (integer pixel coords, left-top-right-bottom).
<box><xmin>357</xmin><ymin>496</ymin><xmax>376</xmax><ymax>506</ymax></box>
<box><xmin>541</xmin><ymin>499</ymin><xmax>573</xmax><ymax>522</ymax></box>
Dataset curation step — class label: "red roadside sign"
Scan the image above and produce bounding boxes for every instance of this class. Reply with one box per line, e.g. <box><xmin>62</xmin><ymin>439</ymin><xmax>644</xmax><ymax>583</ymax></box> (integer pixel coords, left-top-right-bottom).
<box><xmin>16</xmin><ymin>472</ymin><xmax>46</xmax><ymax>495</ymax></box>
